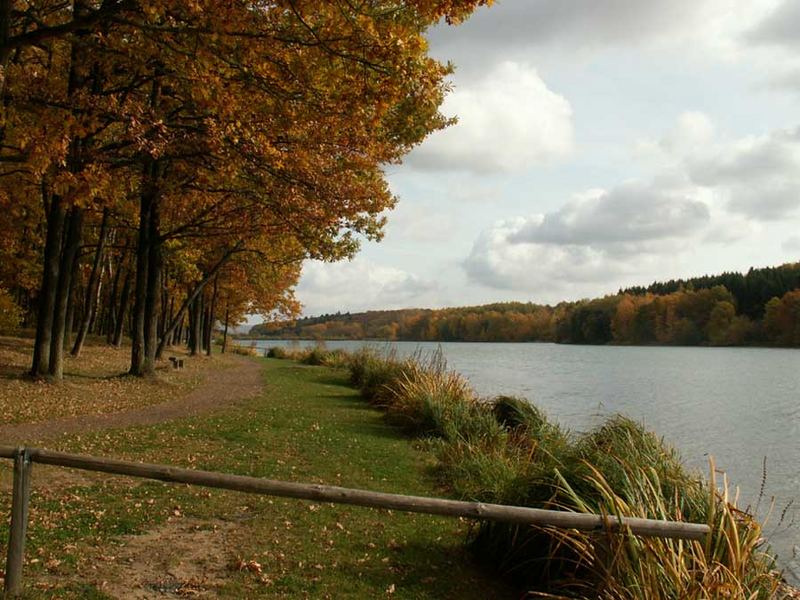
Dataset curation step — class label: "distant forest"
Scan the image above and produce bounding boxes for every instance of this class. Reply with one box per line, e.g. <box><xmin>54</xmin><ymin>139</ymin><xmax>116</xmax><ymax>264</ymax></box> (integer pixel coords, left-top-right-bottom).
<box><xmin>248</xmin><ymin>263</ymin><xmax>800</xmax><ymax>346</ymax></box>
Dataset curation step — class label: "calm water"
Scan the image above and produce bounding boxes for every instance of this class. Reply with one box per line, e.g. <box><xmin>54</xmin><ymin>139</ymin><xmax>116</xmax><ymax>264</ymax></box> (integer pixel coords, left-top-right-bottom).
<box><xmin>244</xmin><ymin>339</ymin><xmax>800</xmax><ymax>580</ymax></box>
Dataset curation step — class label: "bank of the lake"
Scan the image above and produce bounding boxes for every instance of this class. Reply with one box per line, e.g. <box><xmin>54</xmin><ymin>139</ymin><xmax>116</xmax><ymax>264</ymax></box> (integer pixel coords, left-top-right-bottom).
<box><xmin>262</xmin><ymin>345</ymin><xmax>790</xmax><ymax>597</ymax></box>
<box><xmin>241</xmin><ymin>338</ymin><xmax>800</xmax><ymax>584</ymax></box>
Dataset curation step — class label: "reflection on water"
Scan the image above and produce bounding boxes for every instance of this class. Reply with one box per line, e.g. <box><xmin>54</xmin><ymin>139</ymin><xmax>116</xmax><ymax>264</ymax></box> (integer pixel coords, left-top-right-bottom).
<box><xmin>244</xmin><ymin>338</ymin><xmax>800</xmax><ymax>579</ymax></box>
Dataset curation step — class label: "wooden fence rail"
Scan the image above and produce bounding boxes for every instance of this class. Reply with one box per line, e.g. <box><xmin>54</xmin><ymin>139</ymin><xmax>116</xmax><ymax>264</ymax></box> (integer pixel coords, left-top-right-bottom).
<box><xmin>0</xmin><ymin>445</ymin><xmax>710</xmax><ymax>596</ymax></box>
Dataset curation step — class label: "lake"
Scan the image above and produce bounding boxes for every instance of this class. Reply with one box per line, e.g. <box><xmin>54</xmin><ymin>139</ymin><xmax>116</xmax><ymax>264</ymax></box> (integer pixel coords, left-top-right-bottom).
<box><xmin>242</xmin><ymin>339</ymin><xmax>800</xmax><ymax>581</ymax></box>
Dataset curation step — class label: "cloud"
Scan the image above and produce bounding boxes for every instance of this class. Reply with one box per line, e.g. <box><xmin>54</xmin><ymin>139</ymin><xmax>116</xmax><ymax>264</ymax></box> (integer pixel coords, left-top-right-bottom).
<box><xmin>686</xmin><ymin>126</ymin><xmax>800</xmax><ymax>220</ymax></box>
<box><xmin>634</xmin><ymin>111</ymin><xmax>716</xmax><ymax>162</ymax></box>
<box><xmin>461</xmin><ymin>112</ymin><xmax>800</xmax><ymax>297</ymax></box>
<box><xmin>464</xmin><ymin>220</ymin><xmax>630</xmax><ymax>294</ymax></box>
<box><xmin>762</xmin><ymin>68</ymin><xmax>800</xmax><ymax>94</ymax></box>
<box><xmin>429</xmin><ymin>0</ymin><xmax>771</xmax><ymax>68</ymax></box>
<box><xmin>658</xmin><ymin>112</ymin><xmax>716</xmax><ymax>156</ymax></box>
<box><xmin>463</xmin><ymin>180</ymin><xmax>711</xmax><ymax>294</ymax></box>
<box><xmin>509</xmin><ymin>183</ymin><xmax>710</xmax><ymax>246</ymax></box>
<box><xmin>406</xmin><ymin>62</ymin><xmax>573</xmax><ymax>173</ymax></box>
<box><xmin>781</xmin><ymin>235</ymin><xmax>800</xmax><ymax>253</ymax></box>
<box><xmin>746</xmin><ymin>0</ymin><xmax>800</xmax><ymax>49</ymax></box>
<box><xmin>296</xmin><ymin>259</ymin><xmax>438</xmax><ymax>315</ymax></box>
<box><xmin>637</xmin><ymin>114</ymin><xmax>800</xmax><ymax>221</ymax></box>
<box><xmin>431</xmin><ymin>0</ymin><xmax>706</xmax><ymax>57</ymax></box>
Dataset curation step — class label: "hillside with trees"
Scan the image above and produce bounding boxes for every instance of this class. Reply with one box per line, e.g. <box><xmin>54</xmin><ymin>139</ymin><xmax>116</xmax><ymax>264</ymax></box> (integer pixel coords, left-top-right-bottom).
<box><xmin>249</xmin><ymin>262</ymin><xmax>800</xmax><ymax>346</ymax></box>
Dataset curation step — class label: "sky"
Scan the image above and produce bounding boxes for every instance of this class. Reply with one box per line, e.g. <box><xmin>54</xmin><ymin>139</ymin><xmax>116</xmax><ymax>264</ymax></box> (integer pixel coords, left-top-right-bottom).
<box><xmin>292</xmin><ymin>0</ymin><xmax>800</xmax><ymax>317</ymax></box>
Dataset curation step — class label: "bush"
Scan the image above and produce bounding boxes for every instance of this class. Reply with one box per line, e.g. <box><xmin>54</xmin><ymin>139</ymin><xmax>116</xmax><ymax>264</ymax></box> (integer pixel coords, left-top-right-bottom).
<box><xmin>232</xmin><ymin>345</ymin><xmax>258</xmax><ymax>356</ymax></box>
<box><xmin>491</xmin><ymin>396</ymin><xmax>556</xmax><ymax>438</ymax></box>
<box><xmin>467</xmin><ymin>417</ymin><xmax>778</xmax><ymax>598</ymax></box>
<box><xmin>347</xmin><ymin>349</ymin><xmax>417</xmax><ymax>404</ymax></box>
<box><xmin>266</xmin><ymin>346</ymin><xmax>288</xmax><ymax>359</ymax></box>
<box><xmin>319</xmin><ymin>349</ymin><xmax>350</xmax><ymax>369</ymax></box>
<box><xmin>0</xmin><ymin>288</ymin><xmax>22</xmax><ymax>333</ymax></box>
<box><xmin>300</xmin><ymin>347</ymin><xmax>328</xmax><ymax>365</ymax></box>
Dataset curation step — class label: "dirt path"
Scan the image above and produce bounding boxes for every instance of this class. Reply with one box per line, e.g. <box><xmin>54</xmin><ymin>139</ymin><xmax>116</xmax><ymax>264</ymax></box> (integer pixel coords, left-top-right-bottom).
<box><xmin>0</xmin><ymin>357</ymin><xmax>263</xmax><ymax>444</ymax></box>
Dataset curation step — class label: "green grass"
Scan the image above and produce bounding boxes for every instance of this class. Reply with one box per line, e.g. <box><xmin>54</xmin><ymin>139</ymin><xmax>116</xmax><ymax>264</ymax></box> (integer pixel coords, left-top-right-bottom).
<box><xmin>0</xmin><ymin>359</ymin><xmax>512</xmax><ymax>599</ymax></box>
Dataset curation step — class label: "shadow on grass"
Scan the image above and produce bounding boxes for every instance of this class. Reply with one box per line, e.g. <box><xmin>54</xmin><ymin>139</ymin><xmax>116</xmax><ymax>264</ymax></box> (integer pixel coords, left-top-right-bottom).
<box><xmin>310</xmin><ymin>373</ymin><xmax>353</xmax><ymax>388</ymax></box>
<box><xmin>333</xmin><ymin>539</ymin><xmax>512</xmax><ymax>599</ymax></box>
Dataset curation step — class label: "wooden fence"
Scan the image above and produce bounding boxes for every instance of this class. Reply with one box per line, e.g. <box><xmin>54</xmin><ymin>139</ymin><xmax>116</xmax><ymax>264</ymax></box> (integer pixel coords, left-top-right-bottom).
<box><xmin>0</xmin><ymin>445</ymin><xmax>710</xmax><ymax>596</ymax></box>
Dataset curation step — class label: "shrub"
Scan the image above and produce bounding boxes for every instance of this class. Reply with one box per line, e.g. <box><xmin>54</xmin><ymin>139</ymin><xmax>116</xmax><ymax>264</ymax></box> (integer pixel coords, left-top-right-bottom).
<box><xmin>232</xmin><ymin>345</ymin><xmax>258</xmax><ymax>357</ymax></box>
<box><xmin>347</xmin><ymin>349</ymin><xmax>417</xmax><ymax>404</ymax></box>
<box><xmin>319</xmin><ymin>349</ymin><xmax>349</xmax><ymax>369</ymax></box>
<box><xmin>266</xmin><ymin>346</ymin><xmax>288</xmax><ymax>359</ymax></box>
<box><xmin>300</xmin><ymin>347</ymin><xmax>328</xmax><ymax>365</ymax></box>
<box><xmin>491</xmin><ymin>396</ymin><xmax>559</xmax><ymax>440</ymax></box>
<box><xmin>467</xmin><ymin>418</ymin><xmax>779</xmax><ymax>598</ymax></box>
<box><xmin>0</xmin><ymin>288</ymin><xmax>22</xmax><ymax>333</ymax></box>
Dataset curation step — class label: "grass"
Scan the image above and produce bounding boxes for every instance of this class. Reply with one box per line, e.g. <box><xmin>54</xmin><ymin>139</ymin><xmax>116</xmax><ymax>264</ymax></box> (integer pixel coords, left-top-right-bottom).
<box><xmin>0</xmin><ymin>356</ymin><xmax>511</xmax><ymax>598</ymax></box>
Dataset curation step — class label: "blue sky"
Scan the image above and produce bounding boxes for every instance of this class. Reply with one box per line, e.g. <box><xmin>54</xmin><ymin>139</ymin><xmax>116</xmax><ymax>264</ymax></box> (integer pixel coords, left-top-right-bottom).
<box><xmin>292</xmin><ymin>0</ymin><xmax>800</xmax><ymax>316</ymax></box>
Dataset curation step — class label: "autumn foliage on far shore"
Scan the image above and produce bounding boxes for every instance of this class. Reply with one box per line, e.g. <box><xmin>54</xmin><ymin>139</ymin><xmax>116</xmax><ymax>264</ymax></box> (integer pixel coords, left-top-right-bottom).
<box><xmin>252</xmin><ymin>262</ymin><xmax>800</xmax><ymax>347</ymax></box>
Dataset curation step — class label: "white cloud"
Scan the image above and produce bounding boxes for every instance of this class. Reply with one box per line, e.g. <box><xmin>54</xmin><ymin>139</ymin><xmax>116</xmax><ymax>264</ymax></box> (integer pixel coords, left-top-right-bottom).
<box><xmin>746</xmin><ymin>0</ymin><xmax>800</xmax><ymax>49</ymax></box>
<box><xmin>634</xmin><ymin>111</ymin><xmax>716</xmax><ymax>163</ymax></box>
<box><xmin>509</xmin><ymin>183</ymin><xmax>710</xmax><ymax>246</ymax></box>
<box><xmin>782</xmin><ymin>235</ymin><xmax>800</xmax><ymax>253</ymax></box>
<box><xmin>637</xmin><ymin>114</ymin><xmax>800</xmax><ymax>221</ymax></box>
<box><xmin>464</xmin><ymin>219</ymin><xmax>632</xmax><ymax>294</ymax></box>
<box><xmin>406</xmin><ymin>62</ymin><xmax>573</xmax><ymax>173</ymax></box>
<box><xmin>463</xmin><ymin>179</ymin><xmax>711</xmax><ymax>295</ymax></box>
<box><xmin>686</xmin><ymin>126</ymin><xmax>800</xmax><ymax>220</ymax></box>
<box><xmin>296</xmin><ymin>259</ymin><xmax>438</xmax><ymax>315</ymax></box>
<box><xmin>430</xmin><ymin>0</ymin><xmax>777</xmax><ymax>68</ymax></box>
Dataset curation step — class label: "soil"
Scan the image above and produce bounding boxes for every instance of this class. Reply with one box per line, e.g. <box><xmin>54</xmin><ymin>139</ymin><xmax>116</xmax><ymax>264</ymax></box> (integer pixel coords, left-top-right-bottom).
<box><xmin>32</xmin><ymin>518</ymin><xmax>241</xmax><ymax>599</ymax></box>
<box><xmin>0</xmin><ymin>356</ymin><xmax>262</xmax><ymax>445</ymax></box>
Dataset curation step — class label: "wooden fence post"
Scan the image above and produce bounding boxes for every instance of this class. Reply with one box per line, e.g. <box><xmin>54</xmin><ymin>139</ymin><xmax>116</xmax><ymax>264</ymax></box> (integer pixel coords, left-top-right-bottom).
<box><xmin>4</xmin><ymin>447</ymin><xmax>32</xmax><ymax>596</ymax></box>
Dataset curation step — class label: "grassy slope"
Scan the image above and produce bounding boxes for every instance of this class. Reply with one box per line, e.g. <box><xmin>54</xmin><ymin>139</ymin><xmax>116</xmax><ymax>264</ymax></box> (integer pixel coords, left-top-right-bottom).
<box><xmin>0</xmin><ymin>359</ymin><xmax>512</xmax><ymax>599</ymax></box>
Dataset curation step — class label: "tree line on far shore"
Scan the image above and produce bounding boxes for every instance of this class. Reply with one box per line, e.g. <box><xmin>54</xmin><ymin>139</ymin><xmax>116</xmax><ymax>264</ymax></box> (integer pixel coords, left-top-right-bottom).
<box><xmin>249</xmin><ymin>262</ymin><xmax>800</xmax><ymax>347</ymax></box>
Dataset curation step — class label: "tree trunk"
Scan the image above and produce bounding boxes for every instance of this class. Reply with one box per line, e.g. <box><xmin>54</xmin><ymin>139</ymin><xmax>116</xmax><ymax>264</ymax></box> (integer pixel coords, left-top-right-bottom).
<box><xmin>173</xmin><ymin>316</ymin><xmax>183</xmax><ymax>346</ymax></box>
<box><xmin>130</xmin><ymin>168</ymin><xmax>155</xmax><ymax>375</ymax></box>
<box><xmin>105</xmin><ymin>249</ymin><xmax>122</xmax><ymax>344</ymax></box>
<box><xmin>72</xmin><ymin>208</ymin><xmax>110</xmax><ymax>357</ymax></box>
<box><xmin>188</xmin><ymin>297</ymin><xmax>198</xmax><ymax>355</ymax></box>
<box><xmin>63</xmin><ymin>265</ymin><xmax>79</xmax><ymax>350</ymax></box>
<box><xmin>30</xmin><ymin>192</ymin><xmax>65</xmax><ymax>377</ymax></box>
<box><xmin>221</xmin><ymin>305</ymin><xmax>229</xmax><ymax>354</ymax></box>
<box><xmin>191</xmin><ymin>295</ymin><xmax>203</xmax><ymax>356</ymax></box>
<box><xmin>130</xmin><ymin>66</ymin><xmax>163</xmax><ymax>374</ymax></box>
<box><xmin>113</xmin><ymin>260</ymin><xmax>132</xmax><ymax>348</ymax></box>
<box><xmin>49</xmin><ymin>207</ymin><xmax>84</xmax><ymax>380</ymax></box>
<box><xmin>88</xmin><ymin>258</ymin><xmax>104</xmax><ymax>333</ymax></box>
<box><xmin>205</xmin><ymin>276</ymin><xmax>218</xmax><ymax>357</ymax></box>
<box><xmin>154</xmin><ymin>243</ymin><xmax>241</xmax><ymax>359</ymax></box>
<box><xmin>142</xmin><ymin>197</ymin><xmax>162</xmax><ymax>376</ymax></box>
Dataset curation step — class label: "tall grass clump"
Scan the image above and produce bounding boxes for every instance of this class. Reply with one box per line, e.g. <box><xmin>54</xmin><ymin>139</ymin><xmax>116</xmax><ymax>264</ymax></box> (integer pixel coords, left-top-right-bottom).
<box><xmin>232</xmin><ymin>345</ymin><xmax>258</xmax><ymax>356</ymax></box>
<box><xmin>347</xmin><ymin>348</ymin><xmax>419</xmax><ymax>403</ymax></box>
<box><xmin>469</xmin><ymin>417</ymin><xmax>781</xmax><ymax>598</ymax></box>
<box><xmin>0</xmin><ymin>288</ymin><xmax>21</xmax><ymax>333</ymax></box>
<box><xmin>300</xmin><ymin>346</ymin><xmax>329</xmax><ymax>366</ymax></box>
<box><xmin>266</xmin><ymin>346</ymin><xmax>288</xmax><ymax>359</ymax></box>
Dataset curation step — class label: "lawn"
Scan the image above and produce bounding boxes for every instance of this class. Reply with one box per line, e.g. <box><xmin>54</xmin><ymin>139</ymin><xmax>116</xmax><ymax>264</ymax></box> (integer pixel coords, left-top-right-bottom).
<box><xmin>0</xmin><ymin>358</ymin><xmax>513</xmax><ymax>598</ymax></box>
